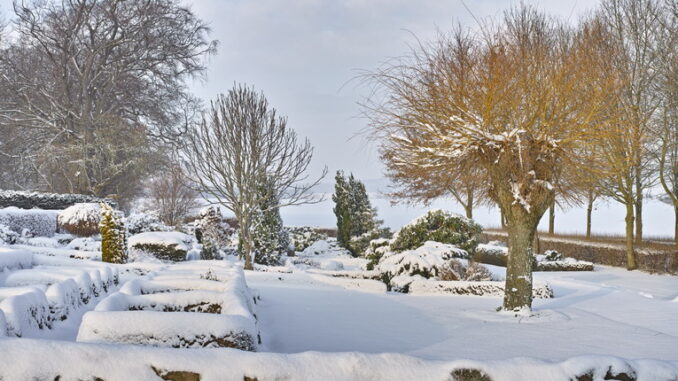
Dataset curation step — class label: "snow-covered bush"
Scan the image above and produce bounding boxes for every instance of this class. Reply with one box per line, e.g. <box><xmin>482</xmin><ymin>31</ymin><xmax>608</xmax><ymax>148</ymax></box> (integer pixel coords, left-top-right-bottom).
<box><xmin>364</xmin><ymin>238</ymin><xmax>392</xmax><ymax>270</ymax></box>
<box><xmin>194</xmin><ymin>206</ymin><xmax>235</xmax><ymax>257</ymax></box>
<box><xmin>0</xmin><ymin>288</ymin><xmax>52</xmax><ymax>336</ymax></box>
<box><xmin>128</xmin><ymin>232</ymin><xmax>194</xmax><ymax>262</ymax></box>
<box><xmin>390</xmin><ymin>210</ymin><xmax>482</xmax><ymax>253</ymax></box>
<box><xmin>438</xmin><ymin>259</ymin><xmax>493</xmax><ymax>281</ymax></box>
<box><xmin>375</xmin><ymin>241</ymin><xmax>469</xmax><ymax>283</ymax></box>
<box><xmin>66</xmin><ymin>237</ymin><xmax>101</xmax><ymax>252</ymax></box>
<box><xmin>287</xmin><ymin>226</ymin><xmax>327</xmax><ymax>252</ymax></box>
<box><xmin>544</xmin><ymin>250</ymin><xmax>563</xmax><ymax>261</ymax></box>
<box><xmin>100</xmin><ymin>204</ymin><xmax>128</xmax><ymax>264</ymax></box>
<box><xmin>347</xmin><ymin>227</ymin><xmax>392</xmax><ymax>257</ymax></box>
<box><xmin>0</xmin><ymin>207</ymin><xmax>59</xmax><ymax>238</ymax></box>
<box><xmin>125</xmin><ymin>212</ymin><xmax>171</xmax><ymax>235</ymax></box>
<box><xmin>0</xmin><ymin>247</ymin><xmax>33</xmax><ymax>270</ymax></box>
<box><xmin>58</xmin><ymin>203</ymin><xmax>102</xmax><ymax>236</ymax></box>
<box><xmin>0</xmin><ymin>224</ymin><xmax>19</xmax><ymax>245</ymax></box>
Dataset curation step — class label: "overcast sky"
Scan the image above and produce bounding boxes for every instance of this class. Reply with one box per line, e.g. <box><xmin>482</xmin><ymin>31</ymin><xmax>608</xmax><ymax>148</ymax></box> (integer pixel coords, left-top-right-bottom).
<box><xmin>184</xmin><ymin>0</ymin><xmax>602</xmax><ymax>181</ymax></box>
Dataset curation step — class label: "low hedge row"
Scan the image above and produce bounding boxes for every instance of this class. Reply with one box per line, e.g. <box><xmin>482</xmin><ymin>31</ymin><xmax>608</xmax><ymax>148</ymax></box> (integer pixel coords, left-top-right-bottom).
<box><xmin>481</xmin><ymin>232</ymin><xmax>678</xmax><ymax>274</ymax></box>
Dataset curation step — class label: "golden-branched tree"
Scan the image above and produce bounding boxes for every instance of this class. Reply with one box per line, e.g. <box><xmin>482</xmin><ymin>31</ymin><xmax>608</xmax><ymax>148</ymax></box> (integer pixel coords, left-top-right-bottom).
<box><xmin>364</xmin><ymin>7</ymin><xmax>624</xmax><ymax>311</ymax></box>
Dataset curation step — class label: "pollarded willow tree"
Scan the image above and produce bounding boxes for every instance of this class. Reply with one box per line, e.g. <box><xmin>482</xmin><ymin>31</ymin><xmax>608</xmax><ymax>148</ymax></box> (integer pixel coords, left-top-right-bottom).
<box><xmin>364</xmin><ymin>7</ymin><xmax>624</xmax><ymax>311</ymax></box>
<box><xmin>183</xmin><ymin>84</ymin><xmax>326</xmax><ymax>270</ymax></box>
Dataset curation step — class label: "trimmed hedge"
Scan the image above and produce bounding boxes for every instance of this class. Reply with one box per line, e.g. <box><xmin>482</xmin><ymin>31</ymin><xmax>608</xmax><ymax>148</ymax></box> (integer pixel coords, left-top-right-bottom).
<box><xmin>0</xmin><ymin>190</ymin><xmax>116</xmax><ymax>210</ymax></box>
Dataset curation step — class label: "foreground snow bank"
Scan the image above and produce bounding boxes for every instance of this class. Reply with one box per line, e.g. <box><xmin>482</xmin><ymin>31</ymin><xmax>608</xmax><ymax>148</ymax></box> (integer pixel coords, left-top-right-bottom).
<box><xmin>0</xmin><ymin>338</ymin><xmax>675</xmax><ymax>381</ymax></box>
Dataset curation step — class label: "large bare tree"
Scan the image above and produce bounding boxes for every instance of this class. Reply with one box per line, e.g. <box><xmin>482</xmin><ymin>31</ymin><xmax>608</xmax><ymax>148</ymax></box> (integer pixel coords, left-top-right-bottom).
<box><xmin>364</xmin><ymin>7</ymin><xmax>624</xmax><ymax>311</ymax></box>
<box><xmin>0</xmin><ymin>0</ymin><xmax>216</xmax><ymax>202</ymax></box>
<box><xmin>148</xmin><ymin>165</ymin><xmax>200</xmax><ymax>227</ymax></box>
<box><xmin>183</xmin><ymin>84</ymin><xmax>326</xmax><ymax>270</ymax></box>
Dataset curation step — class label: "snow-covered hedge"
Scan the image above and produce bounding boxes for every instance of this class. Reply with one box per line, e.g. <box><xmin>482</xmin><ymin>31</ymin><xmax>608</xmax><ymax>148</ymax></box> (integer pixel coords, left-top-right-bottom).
<box><xmin>77</xmin><ymin>310</ymin><xmax>257</xmax><ymax>350</ymax></box>
<box><xmin>390</xmin><ymin>210</ymin><xmax>482</xmax><ymax>253</ymax></box>
<box><xmin>78</xmin><ymin>261</ymin><xmax>258</xmax><ymax>350</ymax></box>
<box><xmin>287</xmin><ymin>226</ymin><xmax>328</xmax><ymax>252</ymax></box>
<box><xmin>403</xmin><ymin>278</ymin><xmax>554</xmax><ymax>298</ymax></box>
<box><xmin>57</xmin><ymin>203</ymin><xmax>102</xmax><ymax>236</ymax></box>
<box><xmin>0</xmin><ymin>224</ymin><xmax>19</xmax><ymax>244</ymax></box>
<box><xmin>0</xmin><ymin>288</ymin><xmax>51</xmax><ymax>336</ymax></box>
<box><xmin>0</xmin><ymin>247</ymin><xmax>33</xmax><ymax>271</ymax></box>
<box><xmin>0</xmin><ymin>190</ymin><xmax>116</xmax><ymax>210</ymax></box>
<box><xmin>128</xmin><ymin>232</ymin><xmax>195</xmax><ymax>262</ymax></box>
<box><xmin>0</xmin><ymin>207</ymin><xmax>59</xmax><ymax>237</ymax></box>
<box><xmin>375</xmin><ymin>241</ymin><xmax>469</xmax><ymax>282</ymax></box>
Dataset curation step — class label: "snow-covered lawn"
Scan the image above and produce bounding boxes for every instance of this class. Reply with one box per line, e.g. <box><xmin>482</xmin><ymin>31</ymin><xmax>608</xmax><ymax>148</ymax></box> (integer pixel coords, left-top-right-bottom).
<box><xmin>248</xmin><ymin>261</ymin><xmax>678</xmax><ymax>362</ymax></box>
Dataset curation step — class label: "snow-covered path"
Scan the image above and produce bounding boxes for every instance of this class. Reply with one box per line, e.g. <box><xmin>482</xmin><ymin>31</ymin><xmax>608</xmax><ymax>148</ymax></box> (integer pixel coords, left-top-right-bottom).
<box><xmin>247</xmin><ymin>267</ymin><xmax>678</xmax><ymax>362</ymax></box>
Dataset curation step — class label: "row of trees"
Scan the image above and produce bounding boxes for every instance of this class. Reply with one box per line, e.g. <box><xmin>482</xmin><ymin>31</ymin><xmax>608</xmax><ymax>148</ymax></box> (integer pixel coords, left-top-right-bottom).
<box><xmin>378</xmin><ymin>0</ymin><xmax>677</xmax><ymax>246</ymax></box>
<box><xmin>364</xmin><ymin>0</ymin><xmax>676</xmax><ymax>311</ymax></box>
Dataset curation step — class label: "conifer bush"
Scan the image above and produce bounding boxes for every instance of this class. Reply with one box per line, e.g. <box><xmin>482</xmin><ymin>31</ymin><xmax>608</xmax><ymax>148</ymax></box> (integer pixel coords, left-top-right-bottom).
<box><xmin>99</xmin><ymin>203</ymin><xmax>128</xmax><ymax>264</ymax></box>
<box><xmin>250</xmin><ymin>179</ymin><xmax>289</xmax><ymax>266</ymax></box>
<box><xmin>390</xmin><ymin>210</ymin><xmax>482</xmax><ymax>253</ymax></box>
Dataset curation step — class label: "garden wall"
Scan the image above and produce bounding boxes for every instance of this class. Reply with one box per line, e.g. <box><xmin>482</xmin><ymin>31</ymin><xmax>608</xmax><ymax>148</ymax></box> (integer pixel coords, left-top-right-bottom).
<box><xmin>481</xmin><ymin>231</ymin><xmax>678</xmax><ymax>274</ymax></box>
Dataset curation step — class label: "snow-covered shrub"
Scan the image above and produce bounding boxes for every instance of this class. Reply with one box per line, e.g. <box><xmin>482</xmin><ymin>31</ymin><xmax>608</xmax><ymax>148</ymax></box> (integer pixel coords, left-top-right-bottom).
<box><xmin>128</xmin><ymin>232</ymin><xmax>194</xmax><ymax>262</ymax></box>
<box><xmin>544</xmin><ymin>250</ymin><xmax>563</xmax><ymax>261</ymax></box>
<box><xmin>100</xmin><ymin>204</ymin><xmax>128</xmax><ymax>264</ymax></box>
<box><xmin>287</xmin><ymin>226</ymin><xmax>328</xmax><ymax>252</ymax></box>
<box><xmin>0</xmin><ymin>224</ymin><xmax>19</xmax><ymax>245</ymax></box>
<box><xmin>0</xmin><ymin>207</ymin><xmax>59</xmax><ymax>237</ymax></box>
<box><xmin>347</xmin><ymin>227</ymin><xmax>392</xmax><ymax>257</ymax></box>
<box><xmin>365</xmin><ymin>238</ymin><xmax>392</xmax><ymax>270</ymax></box>
<box><xmin>194</xmin><ymin>206</ymin><xmax>235</xmax><ymax>256</ymax></box>
<box><xmin>66</xmin><ymin>237</ymin><xmax>101</xmax><ymax>252</ymax></box>
<box><xmin>125</xmin><ymin>212</ymin><xmax>171</xmax><ymax>235</ymax></box>
<box><xmin>375</xmin><ymin>241</ymin><xmax>469</xmax><ymax>284</ymax></box>
<box><xmin>535</xmin><ymin>259</ymin><xmax>594</xmax><ymax>272</ymax></box>
<box><xmin>438</xmin><ymin>259</ymin><xmax>493</xmax><ymax>281</ymax></box>
<box><xmin>390</xmin><ymin>210</ymin><xmax>482</xmax><ymax>253</ymax></box>
<box><xmin>58</xmin><ymin>203</ymin><xmax>101</xmax><ymax>236</ymax></box>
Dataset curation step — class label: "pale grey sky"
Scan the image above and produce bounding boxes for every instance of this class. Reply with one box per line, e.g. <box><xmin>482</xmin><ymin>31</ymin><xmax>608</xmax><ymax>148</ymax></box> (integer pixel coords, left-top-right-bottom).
<box><xmin>183</xmin><ymin>0</ymin><xmax>602</xmax><ymax>181</ymax></box>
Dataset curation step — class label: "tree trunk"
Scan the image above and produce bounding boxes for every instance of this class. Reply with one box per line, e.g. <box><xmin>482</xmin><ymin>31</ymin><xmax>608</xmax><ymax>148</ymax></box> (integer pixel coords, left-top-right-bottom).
<box><xmin>586</xmin><ymin>194</ymin><xmax>593</xmax><ymax>240</ymax></box>
<box><xmin>239</xmin><ymin>215</ymin><xmax>254</xmax><ymax>270</ymax></box>
<box><xmin>548</xmin><ymin>202</ymin><xmax>555</xmax><ymax>234</ymax></box>
<box><xmin>674</xmin><ymin>205</ymin><xmax>678</xmax><ymax>246</ymax></box>
<box><xmin>465</xmin><ymin>187</ymin><xmax>474</xmax><ymax>219</ymax></box>
<box><xmin>634</xmin><ymin>189</ymin><xmax>643</xmax><ymax>244</ymax></box>
<box><xmin>500</xmin><ymin>209</ymin><xmax>506</xmax><ymax>228</ymax></box>
<box><xmin>503</xmin><ymin>218</ymin><xmax>537</xmax><ymax>311</ymax></box>
<box><xmin>624</xmin><ymin>201</ymin><xmax>637</xmax><ymax>270</ymax></box>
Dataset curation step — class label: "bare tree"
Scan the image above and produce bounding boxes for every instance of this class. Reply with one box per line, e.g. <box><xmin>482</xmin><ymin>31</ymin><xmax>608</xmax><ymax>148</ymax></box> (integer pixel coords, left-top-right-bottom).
<box><xmin>182</xmin><ymin>84</ymin><xmax>326</xmax><ymax>270</ymax></box>
<box><xmin>363</xmin><ymin>7</ymin><xmax>624</xmax><ymax>311</ymax></box>
<box><xmin>148</xmin><ymin>165</ymin><xmax>200</xmax><ymax>227</ymax></box>
<box><xmin>597</xmin><ymin>0</ymin><xmax>665</xmax><ymax>244</ymax></box>
<box><xmin>0</xmin><ymin>0</ymin><xmax>216</xmax><ymax>202</ymax></box>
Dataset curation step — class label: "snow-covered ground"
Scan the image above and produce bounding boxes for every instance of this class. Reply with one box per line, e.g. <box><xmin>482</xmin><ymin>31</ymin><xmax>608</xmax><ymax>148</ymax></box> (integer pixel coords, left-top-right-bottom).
<box><xmin>248</xmin><ymin>247</ymin><xmax>678</xmax><ymax>362</ymax></box>
<box><xmin>1</xmin><ymin>233</ymin><xmax>678</xmax><ymax>379</ymax></box>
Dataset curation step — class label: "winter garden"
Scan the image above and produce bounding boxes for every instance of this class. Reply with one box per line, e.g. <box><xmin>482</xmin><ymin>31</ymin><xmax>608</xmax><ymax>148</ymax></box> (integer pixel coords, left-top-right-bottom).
<box><xmin>0</xmin><ymin>0</ymin><xmax>677</xmax><ymax>380</ymax></box>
